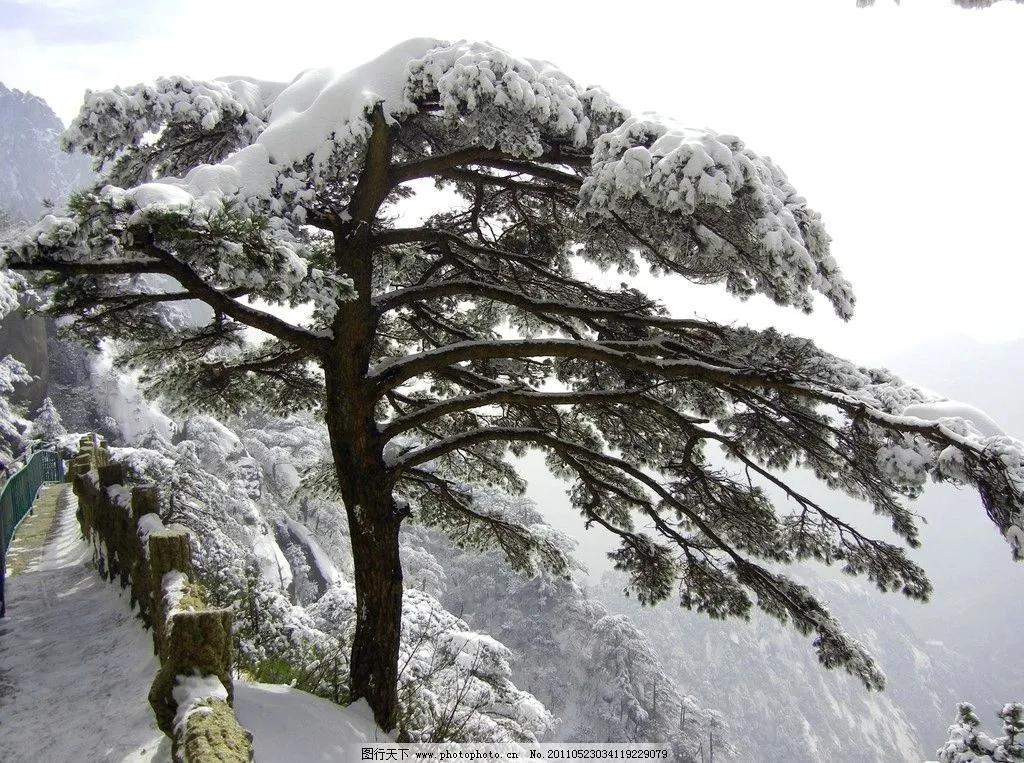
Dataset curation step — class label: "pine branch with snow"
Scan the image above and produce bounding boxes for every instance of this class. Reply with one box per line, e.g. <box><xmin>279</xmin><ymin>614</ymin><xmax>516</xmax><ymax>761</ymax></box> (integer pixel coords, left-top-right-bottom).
<box><xmin>5</xmin><ymin>39</ymin><xmax>1023</xmax><ymax>729</ymax></box>
<box><xmin>938</xmin><ymin>702</ymin><xmax>1024</xmax><ymax>763</ymax></box>
<box><xmin>0</xmin><ymin>354</ymin><xmax>31</xmax><ymax>466</ymax></box>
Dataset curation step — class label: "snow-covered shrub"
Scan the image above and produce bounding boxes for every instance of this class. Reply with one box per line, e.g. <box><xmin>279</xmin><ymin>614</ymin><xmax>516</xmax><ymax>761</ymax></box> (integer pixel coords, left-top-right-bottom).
<box><xmin>938</xmin><ymin>702</ymin><xmax>1023</xmax><ymax>763</ymax></box>
<box><xmin>0</xmin><ymin>354</ymin><xmax>30</xmax><ymax>468</ymax></box>
<box><xmin>102</xmin><ymin>406</ymin><xmax>555</xmax><ymax>743</ymax></box>
<box><xmin>28</xmin><ymin>396</ymin><xmax>66</xmax><ymax>444</ymax></box>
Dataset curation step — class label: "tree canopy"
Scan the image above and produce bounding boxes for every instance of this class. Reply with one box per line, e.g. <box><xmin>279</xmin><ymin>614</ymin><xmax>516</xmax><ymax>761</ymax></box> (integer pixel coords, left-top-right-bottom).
<box><xmin>2</xmin><ymin>39</ymin><xmax>1022</xmax><ymax>728</ymax></box>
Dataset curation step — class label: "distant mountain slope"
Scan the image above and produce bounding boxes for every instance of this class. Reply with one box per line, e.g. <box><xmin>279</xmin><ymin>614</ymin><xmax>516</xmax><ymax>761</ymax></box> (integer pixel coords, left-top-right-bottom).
<box><xmin>596</xmin><ymin>571</ymin><xmax>967</xmax><ymax>763</ymax></box>
<box><xmin>882</xmin><ymin>338</ymin><xmax>1024</xmax><ymax>744</ymax></box>
<box><xmin>0</xmin><ymin>82</ymin><xmax>92</xmax><ymax>221</ymax></box>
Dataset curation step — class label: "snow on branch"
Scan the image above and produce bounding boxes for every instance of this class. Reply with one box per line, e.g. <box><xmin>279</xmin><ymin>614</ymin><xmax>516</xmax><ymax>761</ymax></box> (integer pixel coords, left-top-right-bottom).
<box><xmin>938</xmin><ymin>701</ymin><xmax>1024</xmax><ymax>763</ymax></box>
<box><xmin>579</xmin><ymin>116</ymin><xmax>853</xmax><ymax>318</ymax></box>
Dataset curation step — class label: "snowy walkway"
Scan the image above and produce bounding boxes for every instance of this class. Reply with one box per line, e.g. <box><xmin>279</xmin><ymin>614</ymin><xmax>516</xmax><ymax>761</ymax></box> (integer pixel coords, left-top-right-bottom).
<box><xmin>0</xmin><ymin>484</ymin><xmax>388</xmax><ymax>762</ymax></box>
<box><xmin>0</xmin><ymin>484</ymin><xmax>168</xmax><ymax>761</ymax></box>
<box><xmin>5</xmin><ymin>482</ymin><xmax>66</xmax><ymax>577</ymax></box>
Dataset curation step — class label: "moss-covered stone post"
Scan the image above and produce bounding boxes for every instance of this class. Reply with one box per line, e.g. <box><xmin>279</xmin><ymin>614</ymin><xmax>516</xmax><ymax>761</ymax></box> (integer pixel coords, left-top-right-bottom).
<box><xmin>131</xmin><ymin>485</ymin><xmax>159</xmax><ymax>623</ymax></box>
<box><xmin>148</xmin><ymin>527</ymin><xmax>193</xmax><ymax>656</ymax></box>
<box><xmin>148</xmin><ymin>606</ymin><xmax>236</xmax><ymax>735</ymax></box>
<box><xmin>174</xmin><ymin>698</ymin><xmax>254</xmax><ymax>762</ymax></box>
<box><xmin>97</xmin><ymin>462</ymin><xmax>127</xmax><ymax>584</ymax></box>
<box><xmin>71</xmin><ymin>450</ymin><xmax>98</xmax><ymax>540</ymax></box>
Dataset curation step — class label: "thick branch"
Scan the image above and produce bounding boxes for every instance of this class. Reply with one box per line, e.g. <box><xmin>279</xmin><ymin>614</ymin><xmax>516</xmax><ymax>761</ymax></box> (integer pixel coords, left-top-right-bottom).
<box><xmin>381</xmin><ymin>386</ymin><xmax>652</xmax><ymax>440</ymax></box>
<box><xmin>373</xmin><ymin>277</ymin><xmax>714</xmax><ymax>335</ymax></box>
<box><xmin>139</xmin><ymin>238</ymin><xmax>327</xmax><ymax>354</ymax></box>
<box><xmin>373</xmin><ymin>335</ymin><xmax>1002</xmax><ymax>469</ymax></box>
<box><xmin>9</xmin><ymin>256</ymin><xmax>165</xmax><ymax>275</ymax></box>
<box><xmin>371</xmin><ymin>337</ymin><xmax>751</xmax><ymax>395</ymax></box>
<box><xmin>390</xmin><ymin>147</ymin><xmax>584</xmax><ymax>188</ymax></box>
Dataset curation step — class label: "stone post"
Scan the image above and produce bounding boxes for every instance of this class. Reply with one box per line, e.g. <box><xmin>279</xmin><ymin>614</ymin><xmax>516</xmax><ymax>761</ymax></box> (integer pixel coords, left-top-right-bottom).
<box><xmin>148</xmin><ymin>527</ymin><xmax>193</xmax><ymax>656</ymax></box>
<box><xmin>130</xmin><ymin>486</ymin><xmax>159</xmax><ymax>623</ymax></box>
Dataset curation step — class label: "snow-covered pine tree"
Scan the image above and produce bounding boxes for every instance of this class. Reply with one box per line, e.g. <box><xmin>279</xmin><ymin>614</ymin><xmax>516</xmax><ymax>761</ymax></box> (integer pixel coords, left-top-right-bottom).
<box><xmin>28</xmin><ymin>396</ymin><xmax>67</xmax><ymax>443</ymax></box>
<box><xmin>3</xmin><ymin>40</ymin><xmax>1024</xmax><ymax>730</ymax></box>
<box><xmin>938</xmin><ymin>702</ymin><xmax>1024</xmax><ymax>763</ymax></box>
<box><xmin>0</xmin><ymin>355</ymin><xmax>30</xmax><ymax>467</ymax></box>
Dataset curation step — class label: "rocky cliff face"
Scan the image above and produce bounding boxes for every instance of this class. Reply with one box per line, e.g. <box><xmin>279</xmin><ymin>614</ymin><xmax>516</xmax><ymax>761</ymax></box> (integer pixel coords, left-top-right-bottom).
<box><xmin>0</xmin><ymin>81</ymin><xmax>92</xmax><ymax>221</ymax></box>
<box><xmin>0</xmin><ymin>84</ymin><xmax>93</xmax><ymax>412</ymax></box>
<box><xmin>594</xmin><ymin>572</ymin><xmax>977</xmax><ymax>763</ymax></box>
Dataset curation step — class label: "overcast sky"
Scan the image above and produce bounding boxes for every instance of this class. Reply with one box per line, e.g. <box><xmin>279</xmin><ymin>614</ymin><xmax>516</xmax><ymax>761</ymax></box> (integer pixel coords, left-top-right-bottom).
<box><xmin>2</xmin><ymin>0</ymin><xmax>1023</xmax><ymax>367</ymax></box>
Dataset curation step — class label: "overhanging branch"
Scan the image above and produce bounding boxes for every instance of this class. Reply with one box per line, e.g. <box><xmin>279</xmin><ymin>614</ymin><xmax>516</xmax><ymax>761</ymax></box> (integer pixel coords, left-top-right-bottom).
<box><xmin>138</xmin><ymin>237</ymin><xmax>328</xmax><ymax>354</ymax></box>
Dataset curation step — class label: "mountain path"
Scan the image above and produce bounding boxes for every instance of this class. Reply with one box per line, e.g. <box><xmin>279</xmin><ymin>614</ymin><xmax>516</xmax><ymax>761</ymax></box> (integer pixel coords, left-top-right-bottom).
<box><xmin>0</xmin><ymin>483</ymin><xmax>169</xmax><ymax>761</ymax></box>
<box><xmin>5</xmin><ymin>482</ymin><xmax>66</xmax><ymax>577</ymax></box>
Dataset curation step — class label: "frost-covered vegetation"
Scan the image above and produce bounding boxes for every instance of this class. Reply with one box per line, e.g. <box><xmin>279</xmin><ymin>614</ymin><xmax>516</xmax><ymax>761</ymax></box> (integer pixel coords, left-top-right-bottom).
<box><xmin>30</xmin><ymin>347</ymin><xmax>720</xmax><ymax>754</ymax></box>
<box><xmin>1</xmin><ymin>35</ymin><xmax>1022</xmax><ymax>753</ymax></box>
<box><xmin>0</xmin><ymin>354</ymin><xmax>30</xmax><ymax>466</ymax></box>
<box><xmin>104</xmin><ymin>415</ymin><xmax>554</xmax><ymax>743</ymax></box>
<box><xmin>938</xmin><ymin>702</ymin><xmax>1023</xmax><ymax>763</ymax></box>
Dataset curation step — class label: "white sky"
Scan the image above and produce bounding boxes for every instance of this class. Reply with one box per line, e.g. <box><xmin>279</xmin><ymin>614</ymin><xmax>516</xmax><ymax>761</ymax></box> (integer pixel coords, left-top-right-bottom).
<box><xmin>2</xmin><ymin>0</ymin><xmax>1023</xmax><ymax>364</ymax></box>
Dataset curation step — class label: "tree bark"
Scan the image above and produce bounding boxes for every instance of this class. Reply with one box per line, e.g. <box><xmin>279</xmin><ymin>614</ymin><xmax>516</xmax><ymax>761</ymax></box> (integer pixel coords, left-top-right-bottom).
<box><xmin>347</xmin><ymin>496</ymin><xmax>404</xmax><ymax>731</ymax></box>
<box><xmin>323</xmin><ymin>105</ymin><xmax>407</xmax><ymax>730</ymax></box>
<box><xmin>322</xmin><ymin>223</ymin><xmax>406</xmax><ymax>730</ymax></box>
<box><xmin>323</xmin><ymin>362</ymin><xmax>406</xmax><ymax>731</ymax></box>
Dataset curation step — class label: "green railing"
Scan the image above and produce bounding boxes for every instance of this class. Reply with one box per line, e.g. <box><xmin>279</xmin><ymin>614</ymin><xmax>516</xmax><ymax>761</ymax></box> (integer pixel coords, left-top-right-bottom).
<box><xmin>0</xmin><ymin>447</ymin><xmax>65</xmax><ymax>617</ymax></box>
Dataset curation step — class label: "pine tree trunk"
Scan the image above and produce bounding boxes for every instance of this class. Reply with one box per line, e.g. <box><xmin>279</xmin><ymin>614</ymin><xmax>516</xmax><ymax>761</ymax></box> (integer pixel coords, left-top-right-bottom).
<box><xmin>325</xmin><ymin>149</ymin><xmax>405</xmax><ymax>730</ymax></box>
<box><xmin>348</xmin><ymin>501</ymin><xmax>403</xmax><ymax>731</ymax></box>
<box><xmin>323</xmin><ymin>347</ymin><xmax>406</xmax><ymax>732</ymax></box>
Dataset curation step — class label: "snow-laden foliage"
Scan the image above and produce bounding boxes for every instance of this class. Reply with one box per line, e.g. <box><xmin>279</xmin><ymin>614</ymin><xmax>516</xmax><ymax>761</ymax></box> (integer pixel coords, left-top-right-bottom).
<box><xmin>0</xmin><ymin>267</ymin><xmax>20</xmax><ymax>323</ymax></box>
<box><xmin>100</xmin><ymin>406</ymin><xmax>553</xmax><ymax>743</ymax></box>
<box><xmin>28</xmin><ymin>396</ymin><xmax>66</xmax><ymax>443</ymax></box>
<box><xmin>0</xmin><ymin>354</ymin><xmax>30</xmax><ymax>466</ymax></box>
<box><xmin>938</xmin><ymin>702</ymin><xmax>1024</xmax><ymax>763</ymax></box>
<box><xmin>313</xmin><ymin>585</ymin><xmax>553</xmax><ymax>743</ymax></box>
<box><xmin>64</xmin><ymin>76</ymin><xmax>273</xmax><ymax>188</ymax></box>
<box><xmin>579</xmin><ymin>117</ymin><xmax>853</xmax><ymax>316</ymax></box>
<box><xmin>0</xmin><ymin>212</ymin><xmax>24</xmax><ymax>321</ymax></box>
<box><xmin>4</xmin><ymin>38</ymin><xmax>850</xmax><ymax>345</ymax></box>
<box><xmin>5</xmin><ymin>39</ymin><xmax>1023</xmax><ymax>722</ymax></box>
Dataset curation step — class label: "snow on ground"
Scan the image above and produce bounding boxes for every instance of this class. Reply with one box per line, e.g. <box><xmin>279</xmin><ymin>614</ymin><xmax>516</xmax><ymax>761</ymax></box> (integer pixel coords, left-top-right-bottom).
<box><xmin>285</xmin><ymin>517</ymin><xmax>341</xmax><ymax>585</ymax></box>
<box><xmin>234</xmin><ymin>683</ymin><xmax>390</xmax><ymax>762</ymax></box>
<box><xmin>0</xmin><ymin>484</ymin><xmax>389</xmax><ymax>762</ymax></box>
<box><xmin>0</xmin><ymin>485</ymin><xmax>169</xmax><ymax>762</ymax></box>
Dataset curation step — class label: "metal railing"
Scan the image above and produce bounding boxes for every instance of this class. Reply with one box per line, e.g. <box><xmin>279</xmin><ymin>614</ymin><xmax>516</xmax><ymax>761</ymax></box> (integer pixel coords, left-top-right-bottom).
<box><xmin>0</xmin><ymin>447</ymin><xmax>65</xmax><ymax>617</ymax></box>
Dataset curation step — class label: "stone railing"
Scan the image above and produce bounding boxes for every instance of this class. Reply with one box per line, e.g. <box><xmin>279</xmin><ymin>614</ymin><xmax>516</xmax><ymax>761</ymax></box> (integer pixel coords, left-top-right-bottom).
<box><xmin>70</xmin><ymin>435</ymin><xmax>254</xmax><ymax>761</ymax></box>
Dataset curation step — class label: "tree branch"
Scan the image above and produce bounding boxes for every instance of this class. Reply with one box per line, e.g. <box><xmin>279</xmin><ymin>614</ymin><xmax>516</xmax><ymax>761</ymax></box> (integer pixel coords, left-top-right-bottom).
<box><xmin>390</xmin><ymin>147</ymin><xmax>584</xmax><ymax>188</ymax></box>
<box><xmin>9</xmin><ymin>256</ymin><xmax>166</xmax><ymax>275</ymax></box>
<box><xmin>381</xmin><ymin>385</ymin><xmax>655</xmax><ymax>441</ymax></box>
<box><xmin>138</xmin><ymin>237</ymin><xmax>328</xmax><ymax>354</ymax></box>
<box><xmin>373</xmin><ymin>277</ymin><xmax>716</xmax><ymax>336</ymax></box>
<box><xmin>371</xmin><ymin>337</ymin><xmax>756</xmax><ymax>395</ymax></box>
<box><xmin>389</xmin><ymin>425</ymin><xmax>841</xmax><ymax>638</ymax></box>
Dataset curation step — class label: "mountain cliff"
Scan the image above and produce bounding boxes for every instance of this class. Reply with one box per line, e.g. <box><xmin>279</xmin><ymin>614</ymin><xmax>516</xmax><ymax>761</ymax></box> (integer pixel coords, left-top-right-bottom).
<box><xmin>0</xmin><ymin>82</ymin><xmax>92</xmax><ymax>221</ymax></box>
